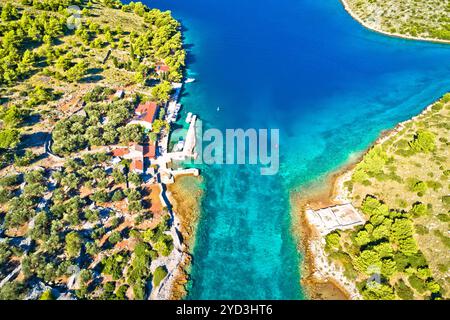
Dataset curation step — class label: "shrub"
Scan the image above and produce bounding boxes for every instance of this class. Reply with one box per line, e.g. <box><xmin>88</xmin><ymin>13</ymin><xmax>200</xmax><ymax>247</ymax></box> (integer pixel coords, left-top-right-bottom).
<box><xmin>395</xmin><ymin>279</ymin><xmax>414</xmax><ymax>300</ymax></box>
<box><xmin>426</xmin><ymin>180</ymin><xmax>443</xmax><ymax>191</ymax></box>
<box><xmin>112</xmin><ymin>189</ymin><xmax>125</xmax><ymax>202</ymax></box>
<box><xmin>407</xmin><ymin>178</ymin><xmax>427</xmax><ymax>194</ymax></box>
<box><xmin>0</xmin><ymin>174</ymin><xmax>20</xmax><ymax>187</ymax></box>
<box><xmin>436</xmin><ymin>214</ymin><xmax>450</xmax><ymax>223</ymax></box>
<box><xmin>442</xmin><ymin>196</ymin><xmax>450</xmax><ymax>207</ymax></box>
<box><xmin>39</xmin><ymin>290</ymin><xmax>54</xmax><ymax>300</ymax></box>
<box><xmin>0</xmin><ymin>188</ymin><xmax>12</xmax><ymax>204</ymax></box>
<box><xmin>409</xmin><ymin>203</ymin><xmax>428</xmax><ymax>217</ymax></box>
<box><xmin>153</xmin><ymin>266</ymin><xmax>168</xmax><ymax>287</ymax></box>
<box><xmin>109</xmin><ymin>231</ymin><xmax>122</xmax><ymax>245</ymax></box>
<box><xmin>409</xmin><ymin>130</ymin><xmax>436</xmax><ymax>153</ymax></box>
<box><xmin>415</xmin><ymin>225</ymin><xmax>428</xmax><ymax>235</ymax></box>
<box><xmin>325</xmin><ymin>232</ymin><xmax>341</xmax><ymax>251</ymax></box>
<box><xmin>408</xmin><ymin>274</ymin><xmax>428</xmax><ymax>294</ymax></box>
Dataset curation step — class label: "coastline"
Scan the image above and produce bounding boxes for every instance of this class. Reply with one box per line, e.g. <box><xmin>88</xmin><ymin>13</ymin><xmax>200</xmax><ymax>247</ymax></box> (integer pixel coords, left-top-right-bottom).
<box><xmin>292</xmin><ymin>166</ymin><xmax>359</xmax><ymax>300</ymax></box>
<box><xmin>294</xmin><ymin>98</ymin><xmax>443</xmax><ymax>299</ymax></box>
<box><xmin>339</xmin><ymin>0</ymin><xmax>450</xmax><ymax>45</ymax></box>
<box><xmin>166</xmin><ymin>175</ymin><xmax>204</xmax><ymax>299</ymax></box>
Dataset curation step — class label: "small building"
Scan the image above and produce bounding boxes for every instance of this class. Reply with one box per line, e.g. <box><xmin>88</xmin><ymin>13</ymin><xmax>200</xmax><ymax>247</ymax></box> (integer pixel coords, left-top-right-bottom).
<box><xmin>306</xmin><ymin>203</ymin><xmax>365</xmax><ymax>236</ymax></box>
<box><xmin>155</xmin><ymin>64</ymin><xmax>169</xmax><ymax>75</ymax></box>
<box><xmin>115</xmin><ymin>90</ymin><xmax>125</xmax><ymax>99</ymax></box>
<box><xmin>111</xmin><ymin>144</ymin><xmax>146</xmax><ymax>174</ymax></box>
<box><xmin>128</xmin><ymin>145</ymin><xmax>145</xmax><ymax>174</ymax></box>
<box><xmin>112</xmin><ymin>148</ymin><xmax>130</xmax><ymax>157</ymax></box>
<box><xmin>124</xmin><ymin>144</ymin><xmax>143</xmax><ymax>160</ymax></box>
<box><xmin>130</xmin><ymin>159</ymin><xmax>144</xmax><ymax>174</ymax></box>
<box><xmin>144</xmin><ymin>141</ymin><xmax>157</xmax><ymax>160</ymax></box>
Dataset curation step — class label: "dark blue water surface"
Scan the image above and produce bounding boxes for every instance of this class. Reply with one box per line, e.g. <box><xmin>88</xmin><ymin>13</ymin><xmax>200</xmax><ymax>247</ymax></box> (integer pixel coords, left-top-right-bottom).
<box><xmin>143</xmin><ymin>0</ymin><xmax>450</xmax><ymax>299</ymax></box>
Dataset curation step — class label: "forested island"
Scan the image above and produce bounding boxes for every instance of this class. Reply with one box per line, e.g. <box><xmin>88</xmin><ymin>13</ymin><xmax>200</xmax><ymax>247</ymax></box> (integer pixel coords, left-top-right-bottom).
<box><xmin>0</xmin><ymin>0</ymin><xmax>191</xmax><ymax>300</ymax></box>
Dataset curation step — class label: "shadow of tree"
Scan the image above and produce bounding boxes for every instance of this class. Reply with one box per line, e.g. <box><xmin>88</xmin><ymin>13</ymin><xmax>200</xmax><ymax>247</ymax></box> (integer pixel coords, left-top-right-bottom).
<box><xmin>19</xmin><ymin>131</ymin><xmax>50</xmax><ymax>149</ymax></box>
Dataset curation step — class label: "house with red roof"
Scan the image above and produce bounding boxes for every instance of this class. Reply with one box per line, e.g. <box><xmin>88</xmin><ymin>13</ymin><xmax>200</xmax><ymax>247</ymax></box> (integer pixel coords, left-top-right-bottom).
<box><xmin>110</xmin><ymin>102</ymin><xmax>160</xmax><ymax>174</ymax></box>
<box><xmin>129</xmin><ymin>101</ymin><xmax>159</xmax><ymax>130</ymax></box>
<box><xmin>112</xmin><ymin>147</ymin><xmax>130</xmax><ymax>157</ymax></box>
<box><xmin>130</xmin><ymin>159</ymin><xmax>144</xmax><ymax>174</ymax></box>
<box><xmin>155</xmin><ymin>64</ymin><xmax>170</xmax><ymax>75</ymax></box>
<box><xmin>111</xmin><ymin>144</ymin><xmax>146</xmax><ymax>174</ymax></box>
<box><xmin>143</xmin><ymin>141</ymin><xmax>157</xmax><ymax>160</ymax></box>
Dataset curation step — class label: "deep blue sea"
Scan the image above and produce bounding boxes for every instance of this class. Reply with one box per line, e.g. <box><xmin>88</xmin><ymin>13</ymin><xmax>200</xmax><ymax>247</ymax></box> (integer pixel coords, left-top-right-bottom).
<box><xmin>143</xmin><ymin>0</ymin><xmax>450</xmax><ymax>299</ymax></box>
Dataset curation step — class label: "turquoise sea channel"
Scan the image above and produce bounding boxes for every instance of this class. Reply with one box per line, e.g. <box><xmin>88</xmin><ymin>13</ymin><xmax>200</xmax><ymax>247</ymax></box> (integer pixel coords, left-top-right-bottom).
<box><xmin>143</xmin><ymin>0</ymin><xmax>450</xmax><ymax>299</ymax></box>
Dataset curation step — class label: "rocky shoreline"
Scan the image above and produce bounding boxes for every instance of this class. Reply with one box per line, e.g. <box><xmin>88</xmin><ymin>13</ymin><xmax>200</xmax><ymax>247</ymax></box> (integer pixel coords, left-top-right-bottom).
<box><xmin>294</xmin><ymin>97</ymin><xmax>444</xmax><ymax>299</ymax></box>
<box><xmin>293</xmin><ymin>168</ymin><xmax>358</xmax><ymax>300</ymax></box>
<box><xmin>166</xmin><ymin>176</ymin><xmax>204</xmax><ymax>299</ymax></box>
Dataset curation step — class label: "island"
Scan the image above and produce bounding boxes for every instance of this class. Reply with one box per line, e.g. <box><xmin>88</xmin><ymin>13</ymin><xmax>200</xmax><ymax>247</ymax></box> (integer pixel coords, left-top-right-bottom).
<box><xmin>0</xmin><ymin>0</ymin><xmax>200</xmax><ymax>300</ymax></box>
<box><xmin>341</xmin><ymin>0</ymin><xmax>450</xmax><ymax>43</ymax></box>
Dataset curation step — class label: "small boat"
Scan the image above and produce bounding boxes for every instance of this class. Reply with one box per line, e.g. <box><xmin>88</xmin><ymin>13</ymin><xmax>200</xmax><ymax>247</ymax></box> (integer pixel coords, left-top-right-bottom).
<box><xmin>185</xmin><ymin>78</ymin><xmax>196</xmax><ymax>84</ymax></box>
<box><xmin>217</xmin><ymin>106</ymin><xmax>220</xmax><ymax>112</ymax></box>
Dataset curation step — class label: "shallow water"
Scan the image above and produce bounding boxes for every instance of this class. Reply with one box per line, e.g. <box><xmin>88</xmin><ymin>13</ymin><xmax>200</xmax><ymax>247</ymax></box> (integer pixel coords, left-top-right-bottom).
<box><xmin>144</xmin><ymin>0</ymin><xmax>450</xmax><ymax>299</ymax></box>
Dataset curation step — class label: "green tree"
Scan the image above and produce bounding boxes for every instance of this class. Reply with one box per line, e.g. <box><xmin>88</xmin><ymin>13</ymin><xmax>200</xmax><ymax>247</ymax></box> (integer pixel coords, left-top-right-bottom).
<box><xmin>354</xmin><ymin>250</ymin><xmax>381</xmax><ymax>274</ymax></box>
<box><xmin>395</xmin><ymin>279</ymin><xmax>414</xmax><ymax>300</ymax></box>
<box><xmin>112</xmin><ymin>189</ymin><xmax>125</xmax><ymax>202</ymax></box>
<box><xmin>119</xmin><ymin>125</ymin><xmax>145</xmax><ymax>144</ymax></box>
<box><xmin>398</xmin><ymin>238</ymin><xmax>418</xmax><ymax>256</ymax></box>
<box><xmin>128</xmin><ymin>172</ymin><xmax>142</xmax><ymax>186</ymax></box>
<box><xmin>409</xmin><ymin>130</ymin><xmax>436</xmax><ymax>153</ymax></box>
<box><xmin>1</xmin><ymin>3</ymin><xmax>18</xmax><ymax>21</ymax></box>
<box><xmin>391</xmin><ymin>218</ymin><xmax>413</xmax><ymax>239</ymax></box>
<box><xmin>0</xmin><ymin>129</ymin><xmax>21</xmax><ymax>149</ymax></box>
<box><xmin>65</xmin><ymin>231</ymin><xmax>82</xmax><ymax>258</ymax></box>
<box><xmin>153</xmin><ymin>266</ymin><xmax>168</xmax><ymax>287</ymax></box>
<box><xmin>362</xmin><ymin>282</ymin><xmax>395</xmax><ymax>300</ymax></box>
<box><xmin>151</xmin><ymin>80</ymin><xmax>172</xmax><ymax>103</ymax></box>
<box><xmin>66</xmin><ymin>61</ymin><xmax>88</xmax><ymax>82</ymax></box>
<box><xmin>109</xmin><ymin>231</ymin><xmax>122</xmax><ymax>245</ymax></box>
<box><xmin>1</xmin><ymin>105</ymin><xmax>23</xmax><ymax>127</ymax></box>
<box><xmin>355</xmin><ymin>230</ymin><xmax>372</xmax><ymax>247</ymax></box>
<box><xmin>151</xmin><ymin>119</ymin><xmax>169</xmax><ymax>134</ymax></box>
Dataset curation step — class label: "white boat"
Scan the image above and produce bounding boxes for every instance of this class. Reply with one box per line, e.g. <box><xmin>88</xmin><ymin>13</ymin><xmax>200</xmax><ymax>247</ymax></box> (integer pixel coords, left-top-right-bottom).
<box><xmin>185</xmin><ymin>78</ymin><xmax>196</xmax><ymax>84</ymax></box>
